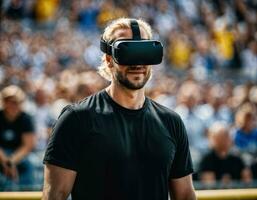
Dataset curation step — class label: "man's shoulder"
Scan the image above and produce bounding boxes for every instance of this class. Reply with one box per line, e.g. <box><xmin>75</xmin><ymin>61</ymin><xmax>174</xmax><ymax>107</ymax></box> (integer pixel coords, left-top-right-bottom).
<box><xmin>76</xmin><ymin>91</ymin><xmax>103</xmax><ymax>110</ymax></box>
<box><xmin>227</xmin><ymin>153</ymin><xmax>243</xmax><ymax>163</ymax></box>
<box><xmin>17</xmin><ymin>111</ymin><xmax>33</xmax><ymax>123</ymax></box>
<box><xmin>0</xmin><ymin>110</ymin><xmax>3</xmax><ymax>117</ymax></box>
<box><xmin>61</xmin><ymin>90</ymin><xmax>107</xmax><ymax>116</ymax></box>
<box><xmin>200</xmin><ymin>150</ymin><xmax>217</xmax><ymax>165</ymax></box>
<box><xmin>148</xmin><ymin>98</ymin><xmax>181</xmax><ymax>120</ymax></box>
<box><xmin>0</xmin><ymin>110</ymin><xmax>5</xmax><ymax>123</ymax></box>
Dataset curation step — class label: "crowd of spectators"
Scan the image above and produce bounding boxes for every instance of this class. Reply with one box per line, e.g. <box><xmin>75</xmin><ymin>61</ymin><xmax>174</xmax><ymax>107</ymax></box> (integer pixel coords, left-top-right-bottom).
<box><xmin>0</xmin><ymin>0</ymin><xmax>256</xmax><ymax>191</ymax></box>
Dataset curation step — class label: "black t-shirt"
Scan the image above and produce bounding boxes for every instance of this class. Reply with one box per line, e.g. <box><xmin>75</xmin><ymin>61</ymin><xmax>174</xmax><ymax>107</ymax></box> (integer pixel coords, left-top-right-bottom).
<box><xmin>251</xmin><ymin>162</ymin><xmax>257</xmax><ymax>179</ymax></box>
<box><xmin>0</xmin><ymin>110</ymin><xmax>34</xmax><ymax>150</ymax></box>
<box><xmin>44</xmin><ymin>90</ymin><xmax>193</xmax><ymax>200</ymax></box>
<box><xmin>199</xmin><ymin>150</ymin><xmax>245</xmax><ymax>180</ymax></box>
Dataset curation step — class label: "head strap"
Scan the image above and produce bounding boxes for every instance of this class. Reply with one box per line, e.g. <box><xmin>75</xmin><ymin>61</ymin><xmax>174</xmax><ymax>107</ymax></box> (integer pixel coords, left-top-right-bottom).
<box><xmin>100</xmin><ymin>19</ymin><xmax>142</xmax><ymax>54</ymax></box>
<box><xmin>100</xmin><ymin>37</ymin><xmax>112</xmax><ymax>55</ymax></box>
<box><xmin>130</xmin><ymin>20</ymin><xmax>141</xmax><ymax>40</ymax></box>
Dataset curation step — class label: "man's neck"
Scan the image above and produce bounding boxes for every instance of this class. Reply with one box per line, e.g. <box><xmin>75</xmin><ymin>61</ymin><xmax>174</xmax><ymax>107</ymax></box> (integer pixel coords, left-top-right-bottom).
<box><xmin>106</xmin><ymin>83</ymin><xmax>145</xmax><ymax>110</ymax></box>
<box><xmin>214</xmin><ymin>149</ymin><xmax>229</xmax><ymax>159</ymax></box>
<box><xmin>4</xmin><ymin>110</ymin><xmax>20</xmax><ymax>122</ymax></box>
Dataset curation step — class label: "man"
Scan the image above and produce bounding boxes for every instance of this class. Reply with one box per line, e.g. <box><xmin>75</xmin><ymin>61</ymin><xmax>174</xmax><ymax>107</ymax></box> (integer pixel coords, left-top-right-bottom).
<box><xmin>43</xmin><ymin>18</ymin><xmax>196</xmax><ymax>200</ymax></box>
<box><xmin>0</xmin><ymin>85</ymin><xmax>35</xmax><ymax>188</ymax></box>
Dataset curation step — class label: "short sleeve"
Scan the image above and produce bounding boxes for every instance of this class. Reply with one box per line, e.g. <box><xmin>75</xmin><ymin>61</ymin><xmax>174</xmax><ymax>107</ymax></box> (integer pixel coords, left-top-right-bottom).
<box><xmin>21</xmin><ymin>113</ymin><xmax>35</xmax><ymax>133</ymax></box>
<box><xmin>43</xmin><ymin>106</ymin><xmax>81</xmax><ymax>171</ymax></box>
<box><xmin>169</xmin><ymin>116</ymin><xmax>194</xmax><ymax>179</ymax></box>
<box><xmin>198</xmin><ymin>153</ymin><xmax>214</xmax><ymax>172</ymax></box>
<box><xmin>236</xmin><ymin>156</ymin><xmax>245</xmax><ymax>172</ymax></box>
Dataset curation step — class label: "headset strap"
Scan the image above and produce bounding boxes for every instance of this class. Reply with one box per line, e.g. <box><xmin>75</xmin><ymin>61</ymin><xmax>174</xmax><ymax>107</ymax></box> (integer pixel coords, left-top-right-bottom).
<box><xmin>100</xmin><ymin>19</ymin><xmax>141</xmax><ymax>54</ymax></box>
<box><xmin>130</xmin><ymin>20</ymin><xmax>141</xmax><ymax>40</ymax></box>
<box><xmin>100</xmin><ymin>37</ymin><xmax>112</xmax><ymax>55</ymax></box>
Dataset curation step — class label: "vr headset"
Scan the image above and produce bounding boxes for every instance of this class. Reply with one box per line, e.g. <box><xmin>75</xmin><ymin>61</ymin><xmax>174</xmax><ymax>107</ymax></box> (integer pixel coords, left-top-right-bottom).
<box><xmin>100</xmin><ymin>20</ymin><xmax>163</xmax><ymax>65</ymax></box>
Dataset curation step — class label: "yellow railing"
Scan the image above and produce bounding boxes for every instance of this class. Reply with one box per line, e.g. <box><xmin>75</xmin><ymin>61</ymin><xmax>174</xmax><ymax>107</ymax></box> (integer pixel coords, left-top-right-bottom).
<box><xmin>196</xmin><ymin>189</ymin><xmax>257</xmax><ymax>200</ymax></box>
<box><xmin>0</xmin><ymin>192</ymin><xmax>41</xmax><ymax>200</ymax></box>
<box><xmin>0</xmin><ymin>189</ymin><xmax>257</xmax><ymax>200</ymax></box>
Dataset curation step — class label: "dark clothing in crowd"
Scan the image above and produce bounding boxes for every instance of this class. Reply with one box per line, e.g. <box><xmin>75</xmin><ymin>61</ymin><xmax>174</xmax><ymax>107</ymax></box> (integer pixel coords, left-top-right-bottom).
<box><xmin>5</xmin><ymin>0</ymin><xmax>26</xmax><ymax>20</ymax></box>
<box><xmin>251</xmin><ymin>162</ymin><xmax>257</xmax><ymax>179</ymax></box>
<box><xmin>0</xmin><ymin>110</ymin><xmax>35</xmax><ymax>187</ymax></box>
<box><xmin>0</xmin><ymin>110</ymin><xmax>34</xmax><ymax>150</ymax></box>
<box><xmin>199</xmin><ymin>150</ymin><xmax>245</xmax><ymax>180</ymax></box>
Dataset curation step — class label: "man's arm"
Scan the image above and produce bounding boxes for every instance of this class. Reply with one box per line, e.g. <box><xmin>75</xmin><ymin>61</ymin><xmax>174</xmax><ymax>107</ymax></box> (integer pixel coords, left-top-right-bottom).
<box><xmin>42</xmin><ymin>164</ymin><xmax>77</xmax><ymax>200</ymax></box>
<box><xmin>170</xmin><ymin>174</ymin><xmax>196</xmax><ymax>200</ymax></box>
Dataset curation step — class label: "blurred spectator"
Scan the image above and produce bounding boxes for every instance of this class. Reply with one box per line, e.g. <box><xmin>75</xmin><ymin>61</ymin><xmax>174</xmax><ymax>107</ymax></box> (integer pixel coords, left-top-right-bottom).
<box><xmin>175</xmin><ymin>0</ymin><xmax>200</xmax><ymax>23</ymax></box>
<box><xmin>233</xmin><ymin>103</ymin><xmax>257</xmax><ymax>157</ymax></box>
<box><xmin>249</xmin><ymin>86</ymin><xmax>257</xmax><ymax>108</ymax></box>
<box><xmin>174</xmin><ymin>80</ymin><xmax>207</xmax><ymax>167</ymax></box>
<box><xmin>74</xmin><ymin>70</ymin><xmax>108</xmax><ymax>102</ymax></box>
<box><xmin>154</xmin><ymin>0</ymin><xmax>177</xmax><ymax>38</ymax></box>
<box><xmin>5</xmin><ymin>0</ymin><xmax>26</xmax><ymax>20</ymax></box>
<box><xmin>148</xmin><ymin>75</ymin><xmax>177</xmax><ymax>109</ymax></box>
<box><xmin>251</xmin><ymin>161</ymin><xmax>257</xmax><ymax>180</ymax></box>
<box><xmin>97</xmin><ymin>0</ymin><xmax>127</xmax><ymax>28</ymax></box>
<box><xmin>76</xmin><ymin>0</ymin><xmax>99</xmax><ymax>32</ymax></box>
<box><xmin>241</xmin><ymin>40</ymin><xmax>257</xmax><ymax>82</ymax></box>
<box><xmin>29</xmin><ymin>88</ymin><xmax>54</xmax><ymax>152</ymax></box>
<box><xmin>196</xmin><ymin>84</ymin><xmax>233</xmax><ymax>127</ymax></box>
<box><xmin>33</xmin><ymin>0</ymin><xmax>59</xmax><ymax>28</ymax></box>
<box><xmin>50</xmin><ymin>85</ymin><xmax>72</xmax><ymax>120</ymax></box>
<box><xmin>212</xmin><ymin>20</ymin><xmax>236</xmax><ymax>69</ymax></box>
<box><xmin>198</xmin><ymin>122</ymin><xmax>252</xmax><ymax>186</ymax></box>
<box><xmin>22</xmin><ymin>86</ymin><xmax>55</xmax><ymax>186</ymax></box>
<box><xmin>0</xmin><ymin>85</ymin><xmax>36</xmax><ymax>189</ymax></box>
<box><xmin>230</xmin><ymin>84</ymin><xmax>251</xmax><ymax>109</ymax></box>
<box><xmin>168</xmin><ymin>31</ymin><xmax>192</xmax><ymax>70</ymax></box>
<box><xmin>191</xmin><ymin>31</ymin><xmax>216</xmax><ymax>81</ymax></box>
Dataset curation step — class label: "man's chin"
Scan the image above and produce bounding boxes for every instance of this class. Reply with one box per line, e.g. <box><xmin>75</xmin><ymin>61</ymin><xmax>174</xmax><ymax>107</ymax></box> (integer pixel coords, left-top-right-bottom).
<box><xmin>125</xmin><ymin>85</ymin><xmax>145</xmax><ymax>90</ymax></box>
<box><xmin>116</xmin><ymin>70</ymin><xmax>149</xmax><ymax>90</ymax></box>
<box><xmin>119</xmin><ymin>79</ymin><xmax>146</xmax><ymax>90</ymax></box>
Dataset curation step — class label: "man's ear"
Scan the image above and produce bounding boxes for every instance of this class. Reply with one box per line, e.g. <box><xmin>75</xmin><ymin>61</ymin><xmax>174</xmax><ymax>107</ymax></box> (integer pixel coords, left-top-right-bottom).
<box><xmin>106</xmin><ymin>55</ymin><xmax>113</xmax><ymax>68</ymax></box>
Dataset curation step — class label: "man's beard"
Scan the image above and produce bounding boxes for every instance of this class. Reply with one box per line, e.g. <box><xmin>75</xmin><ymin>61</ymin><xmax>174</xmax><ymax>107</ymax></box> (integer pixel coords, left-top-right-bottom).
<box><xmin>115</xmin><ymin>66</ymin><xmax>151</xmax><ymax>90</ymax></box>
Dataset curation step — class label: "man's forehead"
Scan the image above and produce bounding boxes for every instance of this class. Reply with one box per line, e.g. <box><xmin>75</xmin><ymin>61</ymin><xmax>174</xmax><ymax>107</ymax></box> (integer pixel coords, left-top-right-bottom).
<box><xmin>112</xmin><ymin>28</ymin><xmax>148</xmax><ymax>40</ymax></box>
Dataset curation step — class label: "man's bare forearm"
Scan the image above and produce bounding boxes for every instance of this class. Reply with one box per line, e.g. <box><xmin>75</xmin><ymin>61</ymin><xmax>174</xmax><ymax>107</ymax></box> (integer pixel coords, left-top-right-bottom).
<box><xmin>42</xmin><ymin>164</ymin><xmax>76</xmax><ymax>200</ymax></box>
<box><xmin>42</xmin><ymin>184</ymin><xmax>70</xmax><ymax>200</ymax></box>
